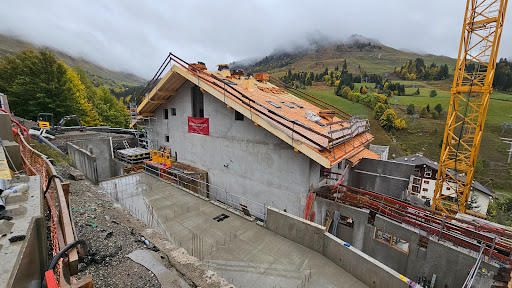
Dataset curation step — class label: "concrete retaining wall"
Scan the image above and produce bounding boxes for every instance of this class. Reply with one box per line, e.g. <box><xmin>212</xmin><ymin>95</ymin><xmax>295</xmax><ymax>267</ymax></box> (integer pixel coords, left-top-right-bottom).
<box><xmin>67</xmin><ymin>143</ymin><xmax>98</xmax><ymax>184</ymax></box>
<box><xmin>266</xmin><ymin>206</ymin><xmax>325</xmax><ymax>254</ymax></box>
<box><xmin>313</xmin><ymin>197</ymin><xmax>499</xmax><ymax>288</ymax></box>
<box><xmin>349</xmin><ymin>158</ymin><xmax>414</xmax><ymax>199</ymax></box>
<box><xmin>265</xmin><ymin>207</ymin><xmax>412</xmax><ymax>288</ymax></box>
<box><xmin>77</xmin><ymin>138</ymin><xmax>113</xmax><ymax>181</ymax></box>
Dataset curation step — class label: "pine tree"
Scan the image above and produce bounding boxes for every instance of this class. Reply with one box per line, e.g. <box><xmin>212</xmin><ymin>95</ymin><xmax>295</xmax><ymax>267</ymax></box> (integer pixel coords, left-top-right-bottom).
<box><xmin>434</xmin><ymin>103</ymin><xmax>443</xmax><ymax>114</ymax></box>
<box><xmin>406</xmin><ymin>104</ymin><xmax>415</xmax><ymax>115</ymax></box>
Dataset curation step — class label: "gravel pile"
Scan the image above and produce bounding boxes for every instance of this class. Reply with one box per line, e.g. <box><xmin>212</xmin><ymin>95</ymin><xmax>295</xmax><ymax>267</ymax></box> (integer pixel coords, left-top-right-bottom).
<box><xmin>61</xmin><ymin>165</ymin><xmax>185</xmax><ymax>287</ymax></box>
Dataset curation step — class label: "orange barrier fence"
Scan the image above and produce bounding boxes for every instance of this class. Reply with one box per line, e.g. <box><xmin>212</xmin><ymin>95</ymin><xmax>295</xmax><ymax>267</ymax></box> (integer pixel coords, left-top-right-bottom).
<box><xmin>15</xmin><ymin>132</ymin><xmax>79</xmax><ymax>287</ymax></box>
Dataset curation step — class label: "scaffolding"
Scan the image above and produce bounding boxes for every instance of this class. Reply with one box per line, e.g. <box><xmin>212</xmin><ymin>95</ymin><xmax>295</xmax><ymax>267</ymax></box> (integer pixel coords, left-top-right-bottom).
<box><xmin>135</xmin><ymin>116</ymin><xmax>157</xmax><ymax>149</ymax></box>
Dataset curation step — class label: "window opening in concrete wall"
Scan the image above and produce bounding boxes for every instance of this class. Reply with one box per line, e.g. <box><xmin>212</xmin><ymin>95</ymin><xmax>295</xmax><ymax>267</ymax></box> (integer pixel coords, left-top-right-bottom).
<box><xmin>374</xmin><ymin>228</ymin><xmax>392</xmax><ymax>245</ymax></box>
<box><xmin>414</xmin><ymin>168</ymin><xmax>420</xmax><ymax>176</ymax></box>
<box><xmin>165</xmin><ymin>135</ymin><xmax>169</xmax><ymax>143</ymax></box>
<box><xmin>235</xmin><ymin>111</ymin><xmax>244</xmax><ymax>121</ymax></box>
<box><xmin>418</xmin><ymin>235</ymin><xmax>429</xmax><ymax>249</ymax></box>
<box><xmin>374</xmin><ymin>228</ymin><xmax>410</xmax><ymax>255</ymax></box>
<box><xmin>368</xmin><ymin>211</ymin><xmax>376</xmax><ymax>225</ymax></box>
<box><xmin>171</xmin><ymin>108</ymin><xmax>176</xmax><ymax>116</ymax></box>
<box><xmin>339</xmin><ymin>215</ymin><xmax>354</xmax><ymax>228</ymax></box>
<box><xmin>164</xmin><ymin>109</ymin><xmax>169</xmax><ymax>119</ymax></box>
<box><xmin>192</xmin><ymin>86</ymin><xmax>204</xmax><ymax>117</ymax></box>
<box><xmin>391</xmin><ymin>236</ymin><xmax>410</xmax><ymax>254</ymax></box>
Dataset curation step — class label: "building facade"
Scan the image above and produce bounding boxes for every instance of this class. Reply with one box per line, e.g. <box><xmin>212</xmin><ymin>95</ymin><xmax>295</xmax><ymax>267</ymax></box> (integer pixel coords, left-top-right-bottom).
<box><xmin>137</xmin><ymin>63</ymin><xmax>377</xmax><ymax>218</ymax></box>
<box><xmin>394</xmin><ymin>154</ymin><xmax>493</xmax><ymax>214</ymax></box>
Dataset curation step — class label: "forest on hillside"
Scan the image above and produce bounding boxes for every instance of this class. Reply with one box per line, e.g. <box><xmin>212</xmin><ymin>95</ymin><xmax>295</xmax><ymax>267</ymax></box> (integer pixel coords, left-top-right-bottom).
<box><xmin>493</xmin><ymin>58</ymin><xmax>512</xmax><ymax>92</ymax></box>
<box><xmin>394</xmin><ymin>58</ymin><xmax>449</xmax><ymax>81</ymax></box>
<box><xmin>0</xmin><ymin>50</ymin><xmax>129</xmax><ymax>128</ymax></box>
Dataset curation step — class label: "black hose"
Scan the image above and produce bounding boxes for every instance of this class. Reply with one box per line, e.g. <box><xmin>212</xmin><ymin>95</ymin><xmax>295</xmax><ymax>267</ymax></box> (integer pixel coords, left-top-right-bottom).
<box><xmin>48</xmin><ymin>239</ymin><xmax>87</xmax><ymax>271</ymax></box>
<box><xmin>43</xmin><ymin>175</ymin><xmax>64</xmax><ymax>196</ymax></box>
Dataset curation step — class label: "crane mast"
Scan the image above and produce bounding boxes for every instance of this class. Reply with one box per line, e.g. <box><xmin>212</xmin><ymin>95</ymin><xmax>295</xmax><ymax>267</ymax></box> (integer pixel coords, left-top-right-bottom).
<box><xmin>433</xmin><ymin>0</ymin><xmax>508</xmax><ymax>215</ymax></box>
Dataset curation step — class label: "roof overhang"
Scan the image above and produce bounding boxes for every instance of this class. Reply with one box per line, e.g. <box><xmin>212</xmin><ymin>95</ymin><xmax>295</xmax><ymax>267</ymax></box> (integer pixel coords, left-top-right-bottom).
<box><xmin>137</xmin><ymin>66</ymin><xmax>187</xmax><ymax>115</ymax></box>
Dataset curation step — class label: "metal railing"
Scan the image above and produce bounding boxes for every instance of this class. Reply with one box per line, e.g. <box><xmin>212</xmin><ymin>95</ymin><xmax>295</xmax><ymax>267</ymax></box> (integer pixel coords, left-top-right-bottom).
<box><xmin>143</xmin><ymin>163</ymin><xmax>267</xmax><ymax>221</ymax></box>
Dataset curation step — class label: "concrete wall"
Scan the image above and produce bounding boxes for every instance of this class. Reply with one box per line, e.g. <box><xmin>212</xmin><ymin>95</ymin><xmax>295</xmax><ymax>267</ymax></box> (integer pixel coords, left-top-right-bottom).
<box><xmin>265</xmin><ymin>207</ymin><xmax>412</xmax><ymax>288</ymax></box>
<box><xmin>266</xmin><ymin>206</ymin><xmax>325</xmax><ymax>254</ymax></box>
<box><xmin>349</xmin><ymin>158</ymin><xmax>415</xmax><ymax>199</ymax></box>
<box><xmin>112</xmin><ymin>158</ymin><xmax>131</xmax><ymax>177</ymax></box>
<box><xmin>0</xmin><ymin>112</ymin><xmax>14</xmax><ymax>141</ymax></box>
<box><xmin>0</xmin><ymin>112</ymin><xmax>23</xmax><ymax>171</ymax></box>
<box><xmin>76</xmin><ymin>138</ymin><xmax>113</xmax><ymax>181</ymax></box>
<box><xmin>67</xmin><ymin>142</ymin><xmax>98</xmax><ymax>184</ymax></box>
<box><xmin>146</xmin><ymin>81</ymin><xmax>322</xmax><ymax>217</ymax></box>
<box><xmin>0</xmin><ymin>93</ymin><xmax>10</xmax><ymax>113</ymax></box>
<box><xmin>313</xmin><ymin>197</ymin><xmax>499</xmax><ymax>288</ymax></box>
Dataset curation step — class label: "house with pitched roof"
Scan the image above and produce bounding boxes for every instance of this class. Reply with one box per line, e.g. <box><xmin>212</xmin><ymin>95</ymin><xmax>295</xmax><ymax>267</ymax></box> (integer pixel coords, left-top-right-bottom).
<box><xmin>393</xmin><ymin>154</ymin><xmax>494</xmax><ymax>214</ymax></box>
<box><xmin>135</xmin><ymin>58</ymin><xmax>378</xmax><ymax>217</ymax></box>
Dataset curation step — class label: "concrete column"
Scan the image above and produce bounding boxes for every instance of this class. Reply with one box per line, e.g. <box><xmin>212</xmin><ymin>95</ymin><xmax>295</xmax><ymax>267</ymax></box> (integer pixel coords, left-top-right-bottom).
<box><xmin>351</xmin><ymin>215</ymin><xmax>367</xmax><ymax>250</ymax></box>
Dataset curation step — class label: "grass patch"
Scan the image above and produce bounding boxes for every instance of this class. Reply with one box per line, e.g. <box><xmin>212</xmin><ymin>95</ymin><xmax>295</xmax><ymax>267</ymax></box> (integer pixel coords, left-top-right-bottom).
<box><xmin>304</xmin><ymin>81</ymin><xmax>512</xmax><ymax>192</ymax></box>
<box><xmin>30</xmin><ymin>140</ymin><xmax>71</xmax><ymax>165</ymax></box>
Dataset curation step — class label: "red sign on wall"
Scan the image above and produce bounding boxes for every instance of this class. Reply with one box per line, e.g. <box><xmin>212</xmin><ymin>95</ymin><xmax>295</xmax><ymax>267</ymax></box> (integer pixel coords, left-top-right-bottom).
<box><xmin>188</xmin><ymin>117</ymin><xmax>209</xmax><ymax>135</ymax></box>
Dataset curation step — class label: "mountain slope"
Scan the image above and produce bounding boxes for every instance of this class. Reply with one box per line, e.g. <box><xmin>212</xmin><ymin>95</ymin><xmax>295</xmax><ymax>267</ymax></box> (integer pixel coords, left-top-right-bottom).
<box><xmin>0</xmin><ymin>34</ymin><xmax>146</xmax><ymax>87</ymax></box>
<box><xmin>232</xmin><ymin>38</ymin><xmax>457</xmax><ymax>77</ymax></box>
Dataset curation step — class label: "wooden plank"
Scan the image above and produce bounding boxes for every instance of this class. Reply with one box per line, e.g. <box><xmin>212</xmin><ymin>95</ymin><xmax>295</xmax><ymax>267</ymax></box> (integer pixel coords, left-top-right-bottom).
<box><xmin>155</xmin><ymin>89</ymin><xmax>176</xmax><ymax>96</ymax></box>
<box><xmin>148</xmin><ymin>99</ymin><xmax>169</xmax><ymax>104</ymax></box>
<box><xmin>140</xmin><ymin>113</ymin><xmax>155</xmax><ymax>117</ymax></box>
<box><xmin>71</xmin><ymin>274</ymin><xmax>94</xmax><ymax>288</ymax></box>
<box><xmin>62</xmin><ymin>182</ymin><xmax>70</xmax><ymax>208</ymax></box>
<box><xmin>325</xmin><ymin>218</ymin><xmax>332</xmax><ymax>232</ymax></box>
<box><xmin>50</xmin><ymin>166</ymin><xmax>78</xmax><ymax>275</ymax></box>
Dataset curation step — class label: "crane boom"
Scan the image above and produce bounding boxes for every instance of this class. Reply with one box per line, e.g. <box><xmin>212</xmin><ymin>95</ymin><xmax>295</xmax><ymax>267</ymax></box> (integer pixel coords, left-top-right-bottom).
<box><xmin>433</xmin><ymin>0</ymin><xmax>508</xmax><ymax>215</ymax></box>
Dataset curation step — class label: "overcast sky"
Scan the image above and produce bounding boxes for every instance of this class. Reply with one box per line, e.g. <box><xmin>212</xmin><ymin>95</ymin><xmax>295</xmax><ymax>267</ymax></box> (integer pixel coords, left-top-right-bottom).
<box><xmin>1</xmin><ymin>0</ymin><xmax>511</xmax><ymax>79</ymax></box>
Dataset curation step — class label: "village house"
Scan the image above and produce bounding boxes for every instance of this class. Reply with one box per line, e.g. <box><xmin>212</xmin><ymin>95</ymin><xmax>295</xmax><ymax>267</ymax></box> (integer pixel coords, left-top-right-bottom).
<box><xmin>393</xmin><ymin>154</ymin><xmax>494</xmax><ymax>214</ymax></box>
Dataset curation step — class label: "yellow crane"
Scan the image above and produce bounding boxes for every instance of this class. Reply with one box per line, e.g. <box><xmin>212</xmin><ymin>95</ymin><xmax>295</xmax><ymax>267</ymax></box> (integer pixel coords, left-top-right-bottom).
<box><xmin>433</xmin><ymin>0</ymin><xmax>508</xmax><ymax>215</ymax></box>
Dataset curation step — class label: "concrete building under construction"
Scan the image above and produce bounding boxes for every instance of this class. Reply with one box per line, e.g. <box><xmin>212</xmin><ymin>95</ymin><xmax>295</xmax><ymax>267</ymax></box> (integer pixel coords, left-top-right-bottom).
<box><xmin>135</xmin><ymin>57</ymin><xmax>378</xmax><ymax>217</ymax></box>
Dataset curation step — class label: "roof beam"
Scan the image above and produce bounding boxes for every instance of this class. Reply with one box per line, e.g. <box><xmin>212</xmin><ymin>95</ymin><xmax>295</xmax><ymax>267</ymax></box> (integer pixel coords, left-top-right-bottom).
<box><xmin>140</xmin><ymin>113</ymin><xmax>155</xmax><ymax>117</ymax></box>
<box><xmin>156</xmin><ymin>89</ymin><xmax>176</xmax><ymax>96</ymax></box>
<box><xmin>148</xmin><ymin>99</ymin><xmax>168</xmax><ymax>104</ymax></box>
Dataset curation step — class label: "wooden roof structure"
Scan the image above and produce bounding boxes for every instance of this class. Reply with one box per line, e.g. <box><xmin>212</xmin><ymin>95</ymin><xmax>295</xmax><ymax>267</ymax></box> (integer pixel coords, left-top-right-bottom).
<box><xmin>137</xmin><ymin>63</ymin><xmax>376</xmax><ymax>168</ymax></box>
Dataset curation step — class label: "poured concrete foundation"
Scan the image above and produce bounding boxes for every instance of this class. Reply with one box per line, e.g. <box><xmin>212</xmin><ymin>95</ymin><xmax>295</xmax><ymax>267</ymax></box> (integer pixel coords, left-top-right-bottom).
<box><xmin>100</xmin><ymin>173</ymin><xmax>368</xmax><ymax>288</ymax></box>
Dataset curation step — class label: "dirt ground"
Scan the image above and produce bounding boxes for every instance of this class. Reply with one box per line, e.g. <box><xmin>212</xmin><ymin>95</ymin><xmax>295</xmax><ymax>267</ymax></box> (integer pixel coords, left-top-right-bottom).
<box><xmin>58</xmin><ymin>165</ymin><xmax>232</xmax><ymax>288</ymax></box>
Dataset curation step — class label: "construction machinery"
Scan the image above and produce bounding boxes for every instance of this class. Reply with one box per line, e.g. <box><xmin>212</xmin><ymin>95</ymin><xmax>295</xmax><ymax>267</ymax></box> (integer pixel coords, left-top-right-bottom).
<box><xmin>37</xmin><ymin>112</ymin><xmax>54</xmax><ymax>128</ymax></box>
<box><xmin>433</xmin><ymin>0</ymin><xmax>508</xmax><ymax>215</ymax></box>
<box><xmin>33</xmin><ymin>114</ymin><xmax>86</xmax><ymax>138</ymax></box>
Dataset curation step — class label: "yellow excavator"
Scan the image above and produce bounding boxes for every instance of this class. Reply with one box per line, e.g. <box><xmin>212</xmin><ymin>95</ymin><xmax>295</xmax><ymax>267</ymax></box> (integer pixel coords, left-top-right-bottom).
<box><xmin>32</xmin><ymin>113</ymin><xmax>86</xmax><ymax>139</ymax></box>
